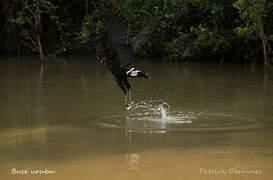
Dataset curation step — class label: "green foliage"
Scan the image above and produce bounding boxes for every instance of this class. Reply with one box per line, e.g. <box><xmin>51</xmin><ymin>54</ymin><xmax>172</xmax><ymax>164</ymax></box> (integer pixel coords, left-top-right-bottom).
<box><xmin>12</xmin><ymin>0</ymin><xmax>66</xmax><ymax>59</ymax></box>
<box><xmin>234</xmin><ymin>0</ymin><xmax>273</xmax><ymax>67</ymax></box>
<box><xmin>75</xmin><ymin>15</ymin><xmax>93</xmax><ymax>44</ymax></box>
<box><xmin>121</xmin><ymin>0</ymin><xmax>237</xmax><ymax>61</ymax></box>
<box><xmin>0</xmin><ymin>0</ymin><xmax>272</xmax><ymax>68</ymax></box>
<box><xmin>233</xmin><ymin>0</ymin><xmax>267</xmax><ymax>37</ymax></box>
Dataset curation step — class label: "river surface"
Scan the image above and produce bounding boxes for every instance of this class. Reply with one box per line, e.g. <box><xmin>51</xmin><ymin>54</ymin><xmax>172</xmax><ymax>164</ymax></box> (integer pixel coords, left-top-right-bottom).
<box><xmin>0</xmin><ymin>58</ymin><xmax>273</xmax><ymax>180</ymax></box>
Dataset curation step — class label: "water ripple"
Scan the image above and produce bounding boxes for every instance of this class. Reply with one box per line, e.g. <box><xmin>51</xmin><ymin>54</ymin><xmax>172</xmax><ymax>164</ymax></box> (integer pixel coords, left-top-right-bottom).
<box><xmin>96</xmin><ymin>100</ymin><xmax>261</xmax><ymax>134</ymax></box>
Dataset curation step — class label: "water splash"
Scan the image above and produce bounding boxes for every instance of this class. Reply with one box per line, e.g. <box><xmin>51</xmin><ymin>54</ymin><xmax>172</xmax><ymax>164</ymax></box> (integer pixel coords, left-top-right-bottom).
<box><xmin>127</xmin><ymin>100</ymin><xmax>192</xmax><ymax>124</ymax></box>
<box><xmin>158</xmin><ymin>102</ymin><xmax>171</xmax><ymax>123</ymax></box>
<box><xmin>159</xmin><ymin>105</ymin><xmax>167</xmax><ymax>122</ymax></box>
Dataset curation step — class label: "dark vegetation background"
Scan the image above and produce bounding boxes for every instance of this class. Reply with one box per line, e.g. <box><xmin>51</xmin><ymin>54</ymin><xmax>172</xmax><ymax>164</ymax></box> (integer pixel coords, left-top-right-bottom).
<box><xmin>1</xmin><ymin>0</ymin><xmax>273</xmax><ymax>69</ymax></box>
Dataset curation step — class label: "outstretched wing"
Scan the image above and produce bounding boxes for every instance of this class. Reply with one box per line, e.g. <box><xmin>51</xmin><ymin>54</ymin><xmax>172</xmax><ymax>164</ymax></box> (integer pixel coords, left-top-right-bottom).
<box><xmin>130</xmin><ymin>16</ymin><xmax>161</xmax><ymax>54</ymax></box>
<box><xmin>100</xmin><ymin>8</ymin><xmax>133</xmax><ymax>68</ymax></box>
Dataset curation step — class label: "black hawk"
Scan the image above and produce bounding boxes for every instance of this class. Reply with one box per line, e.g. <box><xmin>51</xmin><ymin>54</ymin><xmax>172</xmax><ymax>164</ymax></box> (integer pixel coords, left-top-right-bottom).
<box><xmin>98</xmin><ymin>8</ymin><xmax>161</xmax><ymax>107</ymax></box>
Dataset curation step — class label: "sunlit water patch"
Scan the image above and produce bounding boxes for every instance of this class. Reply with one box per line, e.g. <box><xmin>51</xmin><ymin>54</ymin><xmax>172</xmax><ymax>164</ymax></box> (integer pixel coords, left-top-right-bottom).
<box><xmin>97</xmin><ymin>100</ymin><xmax>261</xmax><ymax>134</ymax></box>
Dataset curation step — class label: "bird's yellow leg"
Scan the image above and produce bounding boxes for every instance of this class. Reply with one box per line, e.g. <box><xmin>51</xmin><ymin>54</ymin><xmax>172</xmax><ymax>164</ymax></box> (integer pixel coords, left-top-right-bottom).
<box><xmin>128</xmin><ymin>89</ymin><xmax>132</xmax><ymax>104</ymax></box>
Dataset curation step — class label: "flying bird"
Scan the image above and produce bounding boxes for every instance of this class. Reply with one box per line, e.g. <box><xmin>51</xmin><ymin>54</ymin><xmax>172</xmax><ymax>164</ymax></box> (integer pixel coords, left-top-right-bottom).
<box><xmin>98</xmin><ymin>8</ymin><xmax>160</xmax><ymax>107</ymax></box>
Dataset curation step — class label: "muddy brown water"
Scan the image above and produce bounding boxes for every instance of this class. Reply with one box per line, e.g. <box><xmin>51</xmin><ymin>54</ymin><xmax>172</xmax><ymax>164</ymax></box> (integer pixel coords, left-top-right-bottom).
<box><xmin>0</xmin><ymin>58</ymin><xmax>272</xmax><ymax>180</ymax></box>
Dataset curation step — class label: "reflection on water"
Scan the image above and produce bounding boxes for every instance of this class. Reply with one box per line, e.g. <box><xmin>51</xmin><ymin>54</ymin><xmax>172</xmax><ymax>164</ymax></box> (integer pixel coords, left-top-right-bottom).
<box><xmin>125</xmin><ymin>153</ymin><xmax>139</xmax><ymax>171</ymax></box>
<box><xmin>0</xmin><ymin>58</ymin><xmax>273</xmax><ymax>180</ymax></box>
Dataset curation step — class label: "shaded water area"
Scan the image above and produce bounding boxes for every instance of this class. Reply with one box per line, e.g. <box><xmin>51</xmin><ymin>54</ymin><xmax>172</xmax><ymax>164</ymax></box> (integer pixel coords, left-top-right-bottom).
<box><xmin>0</xmin><ymin>57</ymin><xmax>273</xmax><ymax>180</ymax></box>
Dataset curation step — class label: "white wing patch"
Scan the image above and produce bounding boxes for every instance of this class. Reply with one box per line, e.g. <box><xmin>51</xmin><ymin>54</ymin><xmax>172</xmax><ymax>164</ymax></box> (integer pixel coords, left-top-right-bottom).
<box><xmin>126</xmin><ymin>68</ymin><xmax>135</xmax><ymax>75</ymax></box>
<box><xmin>126</xmin><ymin>68</ymin><xmax>141</xmax><ymax>77</ymax></box>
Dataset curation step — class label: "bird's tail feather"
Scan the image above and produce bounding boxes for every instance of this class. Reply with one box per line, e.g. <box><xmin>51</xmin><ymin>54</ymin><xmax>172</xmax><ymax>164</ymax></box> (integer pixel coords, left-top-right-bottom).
<box><xmin>126</xmin><ymin>68</ymin><xmax>150</xmax><ymax>79</ymax></box>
